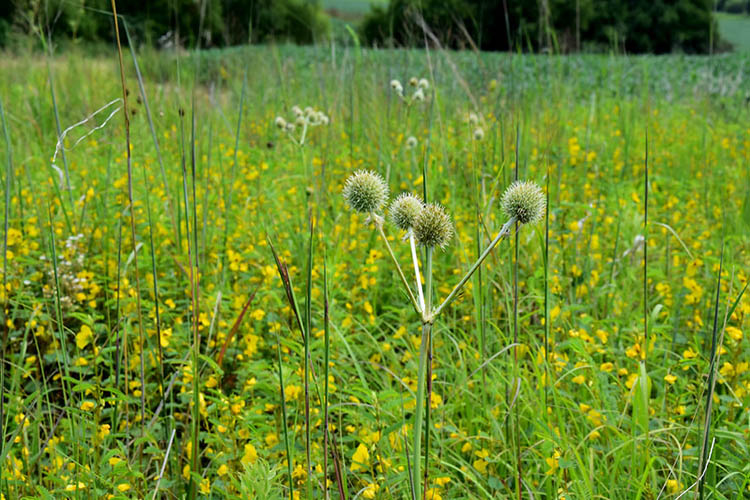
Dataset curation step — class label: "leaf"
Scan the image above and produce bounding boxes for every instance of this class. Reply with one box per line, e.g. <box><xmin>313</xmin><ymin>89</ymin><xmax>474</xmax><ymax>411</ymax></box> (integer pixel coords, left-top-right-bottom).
<box><xmin>741</xmin><ymin>185</ymin><xmax>750</xmax><ymax>227</ymax></box>
<box><xmin>632</xmin><ymin>361</ymin><xmax>650</xmax><ymax>436</ymax></box>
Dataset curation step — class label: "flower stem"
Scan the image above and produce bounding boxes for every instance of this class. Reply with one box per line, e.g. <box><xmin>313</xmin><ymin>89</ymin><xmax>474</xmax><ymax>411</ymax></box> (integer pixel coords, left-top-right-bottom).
<box><xmin>374</xmin><ymin>216</ymin><xmax>421</xmax><ymax>315</ymax></box>
<box><xmin>409</xmin><ymin>230</ymin><xmax>425</xmax><ymax>312</ymax></box>
<box><xmin>413</xmin><ymin>322</ymin><xmax>431</xmax><ymax>500</ymax></box>
<box><xmin>412</xmin><ymin>246</ymin><xmax>433</xmax><ymax>500</ymax></box>
<box><xmin>430</xmin><ymin>217</ymin><xmax>516</xmax><ymax>321</ymax></box>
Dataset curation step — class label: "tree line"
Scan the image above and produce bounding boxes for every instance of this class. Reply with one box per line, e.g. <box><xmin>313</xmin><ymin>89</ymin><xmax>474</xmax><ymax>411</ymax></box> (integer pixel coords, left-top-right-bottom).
<box><xmin>0</xmin><ymin>0</ymin><xmax>724</xmax><ymax>53</ymax></box>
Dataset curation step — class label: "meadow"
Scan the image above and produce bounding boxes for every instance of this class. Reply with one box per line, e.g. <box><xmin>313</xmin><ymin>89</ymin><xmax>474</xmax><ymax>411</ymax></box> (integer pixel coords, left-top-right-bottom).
<box><xmin>0</xmin><ymin>42</ymin><xmax>749</xmax><ymax>499</ymax></box>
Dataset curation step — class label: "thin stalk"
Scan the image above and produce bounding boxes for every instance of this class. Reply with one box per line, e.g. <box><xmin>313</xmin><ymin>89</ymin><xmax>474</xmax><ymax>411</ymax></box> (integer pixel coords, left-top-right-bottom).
<box><xmin>544</xmin><ymin>162</ymin><xmax>550</xmax><ymax>411</ymax></box>
<box><xmin>412</xmin><ymin>247</ymin><xmax>433</xmax><ymax>500</ymax></box>
<box><xmin>276</xmin><ymin>333</ymin><xmax>294</xmax><ymax>500</ymax></box>
<box><xmin>431</xmin><ymin>217</ymin><xmax>516</xmax><ymax>321</ymax></box>
<box><xmin>122</xmin><ymin>19</ymin><xmax>177</xmax><ymax>243</ymax></box>
<box><xmin>304</xmin><ymin>220</ymin><xmax>314</xmax><ymax>500</ymax></box>
<box><xmin>0</xmin><ymin>95</ymin><xmax>11</xmax><ymax>465</ymax></box>
<box><xmin>373</xmin><ymin>217</ymin><xmax>421</xmax><ymax>315</ymax></box>
<box><xmin>413</xmin><ymin>323</ymin><xmax>431</xmax><ymax>500</ymax></box>
<box><xmin>111</xmin><ymin>0</ymin><xmax>147</xmax><ymax>438</ymax></box>
<box><xmin>409</xmin><ymin>230</ymin><xmax>425</xmax><ymax>311</ymax></box>
<box><xmin>323</xmin><ymin>256</ymin><xmax>330</xmax><ymax>500</ymax></box>
<box><xmin>189</xmin><ymin>97</ymin><xmax>202</xmax><ymax>499</ymax></box>
<box><xmin>178</xmin><ymin>109</ymin><xmax>200</xmax><ymax>500</ymax></box>
<box><xmin>513</xmin><ymin>122</ymin><xmax>521</xmax><ymax>500</ymax></box>
<box><xmin>513</xmin><ymin>220</ymin><xmax>521</xmax><ymax>500</ymax></box>
<box><xmin>698</xmin><ymin>238</ymin><xmax>724</xmax><ymax>499</ymax></box>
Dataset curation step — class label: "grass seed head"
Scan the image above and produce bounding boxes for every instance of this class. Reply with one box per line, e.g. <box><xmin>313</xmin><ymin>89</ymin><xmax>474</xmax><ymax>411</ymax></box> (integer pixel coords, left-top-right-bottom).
<box><xmin>389</xmin><ymin>193</ymin><xmax>423</xmax><ymax>231</ymax></box>
<box><xmin>343</xmin><ymin>170</ymin><xmax>389</xmax><ymax>214</ymax></box>
<box><xmin>500</xmin><ymin>180</ymin><xmax>546</xmax><ymax>224</ymax></box>
<box><xmin>414</xmin><ymin>203</ymin><xmax>453</xmax><ymax>249</ymax></box>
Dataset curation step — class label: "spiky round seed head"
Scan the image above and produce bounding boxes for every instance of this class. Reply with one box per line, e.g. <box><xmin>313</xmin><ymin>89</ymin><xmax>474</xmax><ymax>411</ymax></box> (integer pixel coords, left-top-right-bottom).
<box><xmin>500</xmin><ymin>180</ymin><xmax>546</xmax><ymax>225</ymax></box>
<box><xmin>343</xmin><ymin>170</ymin><xmax>389</xmax><ymax>214</ymax></box>
<box><xmin>406</xmin><ymin>136</ymin><xmax>418</xmax><ymax>149</ymax></box>
<box><xmin>274</xmin><ymin>116</ymin><xmax>287</xmax><ymax>129</ymax></box>
<box><xmin>390</xmin><ymin>80</ymin><xmax>403</xmax><ymax>95</ymax></box>
<box><xmin>414</xmin><ymin>203</ymin><xmax>453</xmax><ymax>249</ymax></box>
<box><xmin>418</xmin><ymin>78</ymin><xmax>430</xmax><ymax>90</ymax></box>
<box><xmin>409</xmin><ymin>76</ymin><xmax>418</xmax><ymax>87</ymax></box>
<box><xmin>413</xmin><ymin>88</ymin><xmax>425</xmax><ymax>101</ymax></box>
<box><xmin>286</xmin><ymin>123</ymin><xmax>295</xmax><ymax>132</ymax></box>
<box><xmin>292</xmin><ymin>105</ymin><xmax>303</xmax><ymax>117</ymax></box>
<box><xmin>389</xmin><ymin>193</ymin><xmax>423</xmax><ymax>231</ymax></box>
<box><xmin>473</xmin><ymin>128</ymin><xmax>485</xmax><ymax>141</ymax></box>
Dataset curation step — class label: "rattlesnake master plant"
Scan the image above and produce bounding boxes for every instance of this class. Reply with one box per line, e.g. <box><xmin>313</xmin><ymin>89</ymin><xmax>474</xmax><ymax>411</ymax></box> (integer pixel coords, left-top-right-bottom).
<box><xmin>343</xmin><ymin>170</ymin><xmax>389</xmax><ymax>214</ymax></box>
<box><xmin>342</xmin><ymin>161</ymin><xmax>545</xmax><ymax>500</ymax></box>
<box><xmin>389</xmin><ymin>193</ymin><xmax>422</xmax><ymax>231</ymax></box>
<box><xmin>413</xmin><ymin>203</ymin><xmax>453</xmax><ymax>249</ymax></box>
<box><xmin>501</xmin><ymin>180</ymin><xmax>546</xmax><ymax>225</ymax></box>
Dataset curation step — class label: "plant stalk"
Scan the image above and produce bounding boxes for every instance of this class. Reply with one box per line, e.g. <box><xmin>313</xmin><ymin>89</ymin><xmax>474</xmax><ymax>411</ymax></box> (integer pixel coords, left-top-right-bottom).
<box><xmin>373</xmin><ymin>216</ymin><xmax>421</xmax><ymax>314</ymax></box>
<box><xmin>431</xmin><ymin>217</ymin><xmax>516</xmax><ymax>321</ymax></box>
<box><xmin>409</xmin><ymin>230</ymin><xmax>425</xmax><ymax>312</ymax></box>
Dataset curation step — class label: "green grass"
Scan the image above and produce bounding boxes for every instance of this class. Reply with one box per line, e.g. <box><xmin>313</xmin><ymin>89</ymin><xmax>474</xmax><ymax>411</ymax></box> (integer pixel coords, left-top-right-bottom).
<box><xmin>0</xmin><ymin>42</ymin><xmax>749</xmax><ymax>499</ymax></box>
<box><xmin>717</xmin><ymin>12</ymin><xmax>750</xmax><ymax>51</ymax></box>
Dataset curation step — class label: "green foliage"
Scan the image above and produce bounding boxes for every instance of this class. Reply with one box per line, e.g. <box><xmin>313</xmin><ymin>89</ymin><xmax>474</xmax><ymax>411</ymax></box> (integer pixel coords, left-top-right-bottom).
<box><xmin>1</xmin><ymin>0</ymin><xmax>329</xmax><ymax>48</ymax></box>
<box><xmin>360</xmin><ymin>0</ymin><xmax>718</xmax><ymax>53</ymax></box>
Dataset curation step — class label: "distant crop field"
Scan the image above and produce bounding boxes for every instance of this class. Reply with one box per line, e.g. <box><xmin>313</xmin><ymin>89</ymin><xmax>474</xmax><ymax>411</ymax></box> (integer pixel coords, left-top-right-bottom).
<box><xmin>322</xmin><ymin>0</ymin><xmax>386</xmax><ymax>16</ymax></box>
<box><xmin>0</xmin><ymin>44</ymin><xmax>749</xmax><ymax>499</ymax></box>
<box><xmin>717</xmin><ymin>13</ymin><xmax>750</xmax><ymax>51</ymax></box>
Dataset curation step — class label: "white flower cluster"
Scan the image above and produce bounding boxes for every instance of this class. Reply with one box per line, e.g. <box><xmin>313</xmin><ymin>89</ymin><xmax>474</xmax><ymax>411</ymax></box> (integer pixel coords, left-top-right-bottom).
<box><xmin>390</xmin><ymin>77</ymin><xmax>429</xmax><ymax>103</ymax></box>
<box><xmin>275</xmin><ymin>105</ymin><xmax>329</xmax><ymax>133</ymax></box>
<box><xmin>274</xmin><ymin>105</ymin><xmax>329</xmax><ymax>145</ymax></box>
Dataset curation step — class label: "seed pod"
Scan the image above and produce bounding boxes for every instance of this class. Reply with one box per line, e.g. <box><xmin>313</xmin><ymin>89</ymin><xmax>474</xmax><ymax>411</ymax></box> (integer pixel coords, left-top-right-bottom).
<box><xmin>343</xmin><ymin>170</ymin><xmax>389</xmax><ymax>214</ymax></box>
<box><xmin>500</xmin><ymin>180</ymin><xmax>546</xmax><ymax>225</ymax></box>
<box><xmin>414</xmin><ymin>203</ymin><xmax>453</xmax><ymax>249</ymax></box>
<box><xmin>389</xmin><ymin>193</ymin><xmax>422</xmax><ymax>231</ymax></box>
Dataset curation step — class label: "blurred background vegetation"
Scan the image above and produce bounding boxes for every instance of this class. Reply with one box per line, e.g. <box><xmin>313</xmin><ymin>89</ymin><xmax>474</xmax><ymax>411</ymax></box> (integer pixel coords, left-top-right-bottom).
<box><xmin>0</xmin><ymin>0</ymin><xmax>748</xmax><ymax>53</ymax></box>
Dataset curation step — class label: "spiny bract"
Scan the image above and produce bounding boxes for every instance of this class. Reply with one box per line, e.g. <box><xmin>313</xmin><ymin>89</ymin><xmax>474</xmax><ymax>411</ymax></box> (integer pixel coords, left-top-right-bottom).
<box><xmin>389</xmin><ymin>193</ymin><xmax>423</xmax><ymax>231</ymax></box>
<box><xmin>500</xmin><ymin>180</ymin><xmax>546</xmax><ymax>224</ymax></box>
<box><xmin>414</xmin><ymin>203</ymin><xmax>453</xmax><ymax>249</ymax></box>
<box><xmin>343</xmin><ymin>170</ymin><xmax>389</xmax><ymax>214</ymax></box>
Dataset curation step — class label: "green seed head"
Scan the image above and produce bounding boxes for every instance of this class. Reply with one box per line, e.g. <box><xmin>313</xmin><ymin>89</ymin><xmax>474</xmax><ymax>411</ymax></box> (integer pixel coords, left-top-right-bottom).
<box><xmin>414</xmin><ymin>203</ymin><xmax>453</xmax><ymax>249</ymax></box>
<box><xmin>500</xmin><ymin>180</ymin><xmax>546</xmax><ymax>224</ymax></box>
<box><xmin>389</xmin><ymin>193</ymin><xmax>423</xmax><ymax>231</ymax></box>
<box><xmin>343</xmin><ymin>170</ymin><xmax>389</xmax><ymax>214</ymax></box>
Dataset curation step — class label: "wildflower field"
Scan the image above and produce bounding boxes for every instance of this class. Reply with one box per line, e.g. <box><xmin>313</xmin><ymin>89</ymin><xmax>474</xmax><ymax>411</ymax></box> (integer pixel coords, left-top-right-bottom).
<box><xmin>0</xmin><ymin>44</ymin><xmax>749</xmax><ymax>499</ymax></box>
